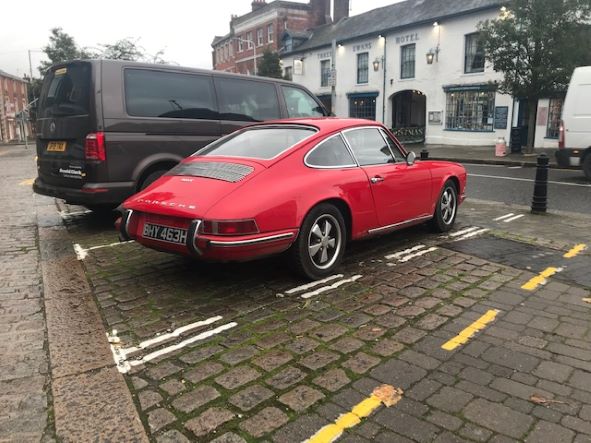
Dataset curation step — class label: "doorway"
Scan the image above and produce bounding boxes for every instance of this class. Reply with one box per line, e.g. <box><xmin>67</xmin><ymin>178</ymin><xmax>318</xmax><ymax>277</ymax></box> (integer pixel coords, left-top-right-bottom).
<box><xmin>390</xmin><ymin>90</ymin><xmax>426</xmax><ymax>143</ymax></box>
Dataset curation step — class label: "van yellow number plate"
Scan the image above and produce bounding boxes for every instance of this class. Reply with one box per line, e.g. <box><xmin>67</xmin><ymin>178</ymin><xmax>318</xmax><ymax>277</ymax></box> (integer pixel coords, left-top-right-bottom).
<box><xmin>47</xmin><ymin>141</ymin><xmax>66</xmax><ymax>152</ymax></box>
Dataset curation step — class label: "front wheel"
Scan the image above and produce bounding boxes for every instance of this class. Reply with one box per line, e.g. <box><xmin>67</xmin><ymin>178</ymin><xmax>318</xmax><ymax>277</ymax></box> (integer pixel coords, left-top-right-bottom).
<box><xmin>431</xmin><ymin>180</ymin><xmax>458</xmax><ymax>232</ymax></box>
<box><xmin>290</xmin><ymin>204</ymin><xmax>346</xmax><ymax>280</ymax></box>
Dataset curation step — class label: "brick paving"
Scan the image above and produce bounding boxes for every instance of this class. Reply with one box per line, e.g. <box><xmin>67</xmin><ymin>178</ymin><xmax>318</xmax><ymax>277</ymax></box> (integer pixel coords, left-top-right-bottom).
<box><xmin>3</xmin><ymin>144</ymin><xmax>591</xmax><ymax>442</ymax></box>
<box><xmin>0</xmin><ymin>146</ymin><xmax>52</xmax><ymax>441</ymax></box>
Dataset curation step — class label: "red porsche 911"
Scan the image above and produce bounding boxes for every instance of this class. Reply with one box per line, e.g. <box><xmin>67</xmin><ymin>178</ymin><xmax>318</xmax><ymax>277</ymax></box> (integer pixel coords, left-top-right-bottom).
<box><xmin>117</xmin><ymin>118</ymin><xmax>466</xmax><ymax>279</ymax></box>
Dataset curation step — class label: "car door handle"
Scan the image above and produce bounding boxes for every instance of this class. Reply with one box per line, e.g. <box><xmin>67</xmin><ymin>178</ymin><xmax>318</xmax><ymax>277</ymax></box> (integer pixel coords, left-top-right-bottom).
<box><xmin>370</xmin><ymin>176</ymin><xmax>384</xmax><ymax>184</ymax></box>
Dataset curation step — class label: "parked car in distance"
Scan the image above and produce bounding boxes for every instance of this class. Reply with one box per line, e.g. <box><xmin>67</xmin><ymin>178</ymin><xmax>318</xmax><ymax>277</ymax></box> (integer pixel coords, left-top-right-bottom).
<box><xmin>33</xmin><ymin>59</ymin><xmax>328</xmax><ymax>211</ymax></box>
<box><xmin>117</xmin><ymin>118</ymin><xmax>467</xmax><ymax>279</ymax></box>
<box><xmin>556</xmin><ymin>66</ymin><xmax>591</xmax><ymax>179</ymax></box>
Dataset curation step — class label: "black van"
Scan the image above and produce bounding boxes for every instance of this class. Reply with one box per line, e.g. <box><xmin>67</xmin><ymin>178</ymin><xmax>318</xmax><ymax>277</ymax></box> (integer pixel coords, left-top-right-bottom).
<box><xmin>33</xmin><ymin>59</ymin><xmax>327</xmax><ymax>210</ymax></box>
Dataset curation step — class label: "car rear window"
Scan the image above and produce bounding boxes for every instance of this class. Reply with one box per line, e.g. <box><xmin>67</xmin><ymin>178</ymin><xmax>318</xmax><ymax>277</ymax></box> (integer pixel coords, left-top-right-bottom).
<box><xmin>196</xmin><ymin>126</ymin><xmax>316</xmax><ymax>160</ymax></box>
<box><xmin>38</xmin><ymin>63</ymin><xmax>91</xmax><ymax>118</ymax></box>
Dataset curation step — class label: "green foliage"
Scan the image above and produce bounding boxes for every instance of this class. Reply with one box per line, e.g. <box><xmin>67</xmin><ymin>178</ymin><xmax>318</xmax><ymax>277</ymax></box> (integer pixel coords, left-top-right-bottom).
<box><xmin>38</xmin><ymin>27</ymin><xmax>90</xmax><ymax>75</ymax></box>
<box><xmin>257</xmin><ymin>49</ymin><xmax>283</xmax><ymax>79</ymax></box>
<box><xmin>478</xmin><ymin>0</ymin><xmax>591</xmax><ymax>98</ymax></box>
<box><xmin>97</xmin><ymin>38</ymin><xmax>144</xmax><ymax>61</ymax></box>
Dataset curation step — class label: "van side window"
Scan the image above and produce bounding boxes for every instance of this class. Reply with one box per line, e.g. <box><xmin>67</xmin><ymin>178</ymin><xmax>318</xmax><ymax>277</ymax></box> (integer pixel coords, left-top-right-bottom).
<box><xmin>124</xmin><ymin>69</ymin><xmax>217</xmax><ymax>119</ymax></box>
<box><xmin>216</xmin><ymin>78</ymin><xmax>280</xmax><ymax>122</ymax></box>
<box><xmin>282</xmin><ymin>86</ymin><xmax>325</xmax><ymax>118</ymax></box>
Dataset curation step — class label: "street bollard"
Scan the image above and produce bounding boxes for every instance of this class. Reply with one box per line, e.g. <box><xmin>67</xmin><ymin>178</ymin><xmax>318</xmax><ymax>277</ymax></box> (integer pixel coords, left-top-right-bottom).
<box><xmin>531</xmin><ymin>153</ymin><xmax>549</xmax><ymax>214</ymax></box>
<box><xmin>420</xmin><ymin>149</ymin><xmax>429</xmax><ymax>160</ymax></box>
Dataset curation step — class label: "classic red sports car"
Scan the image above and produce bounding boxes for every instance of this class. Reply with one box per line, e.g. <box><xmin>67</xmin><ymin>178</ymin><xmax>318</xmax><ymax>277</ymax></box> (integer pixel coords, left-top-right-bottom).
<box><xmin>117</xmin><ymin>118</ymin><xmax>466</xmax><ymax>279</ymax></box>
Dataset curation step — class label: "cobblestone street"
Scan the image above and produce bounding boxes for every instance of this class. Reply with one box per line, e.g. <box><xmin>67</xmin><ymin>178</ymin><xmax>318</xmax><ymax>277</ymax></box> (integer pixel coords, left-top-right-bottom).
<box><xmin>2</xmin><ymin>145</ymin><xmax>591</xmax><ymax>442</ymax></box>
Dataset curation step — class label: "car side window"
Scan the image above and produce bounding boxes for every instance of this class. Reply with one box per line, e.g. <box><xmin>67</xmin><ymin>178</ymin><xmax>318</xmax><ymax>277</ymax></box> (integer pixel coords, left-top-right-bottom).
<box><xmin>343</xmin><ymin>128</ymin><xmax>396</xmax><ymax>166</ymax></box>
<box><xmin>379</xmin><ymin>129</ymin><xmax>406</xmax><ymax>162</ymax></box>
<box><xmin>216</xmin><ymin>78</ymin><xmax>280</xmax><ymax>122</ymax></box>
<box><xmin>282</xmin><ymin>86</ymin><xmax>325</xmax><ymax>118</ymax></box>
<box><xmin>124</xmin><ymin>69</ymin><xmax>217</xmax><ymax>119</ymax></box>
<box><xmin>306</xmin><ymin>134</ymin><xmax>356</xmax><ymax>168</ymax></box>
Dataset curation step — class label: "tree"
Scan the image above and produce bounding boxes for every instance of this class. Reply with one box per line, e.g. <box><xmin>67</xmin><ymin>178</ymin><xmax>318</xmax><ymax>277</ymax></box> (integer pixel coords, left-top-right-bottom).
<box><xmin>38</xmin><ymin>28</ymin><xmax>91</xmax><ymax>75</ymax></box>
<box><xmin>478</xmin><ymin>0</ymin><xmax>591</xmax><ymax>153</ymax></box>
<box><xmin>97</xmin><ymin>38</ymin><xmax>144</xmax><ymax>61</ymax></box>
<box><xmin>257</xmin><ymin>49</ymin><xmax>283</xmax><ymax>78</ymax></box>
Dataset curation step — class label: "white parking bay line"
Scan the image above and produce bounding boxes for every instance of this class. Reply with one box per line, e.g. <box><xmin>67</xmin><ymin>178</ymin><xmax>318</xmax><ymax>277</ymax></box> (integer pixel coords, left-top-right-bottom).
<box><xmin>454</xmin><ymin>228</ymin><xmax>489</xmax><ymax>241</ymax></box>
<box><xmin>504</xmin><ymin>214</ymin><xmax>525</xmax><ymax>223</ymax></box>
<box><xmin>398</xmin><ymin>247</ymin><xmax>439</xmax><ymax>262</ymax></box>
<box><xmin>284</xmin><ymin>274</ymin><xmax>344</xmax><ymax>295</ymax></box>
<box><xmin>449</xmin><ymin>226</ymin><xmax>480</xmax><ymax>237</ymax></box>
<box><xmin>300</xmin><ymin>275</ymin><xmax>363</xmax><ymax>299</ymax></box>
<box><xmin>385</xmin><ymin>244</ymin><xmax>425</xmax><ymax>260</ymax></box>
<box><xmin>493</xmin><ymin>213</ymin><xmax>514</xmax><ymax>221</ymax></box>
<box><xmin>73</xmin><ymin>241</ymin><xmax>134</xmax><ymax>260</ymax></box>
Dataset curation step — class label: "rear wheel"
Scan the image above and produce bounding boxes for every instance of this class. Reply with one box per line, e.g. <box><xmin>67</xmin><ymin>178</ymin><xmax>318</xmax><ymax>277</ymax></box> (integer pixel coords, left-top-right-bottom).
<box><xmin>431</xmin><ymin>180</ymin><xmax>458</xmax><ymax>232</ymax></box>
<box><xmin>583</xmin><ymin>153</ymin><xmax>591</xmax><ymax>180</ymax></box>
<box><xmin>290</xmin><ymin>203</ymin><xmax>346</xmax><ymax>280</ymax></box>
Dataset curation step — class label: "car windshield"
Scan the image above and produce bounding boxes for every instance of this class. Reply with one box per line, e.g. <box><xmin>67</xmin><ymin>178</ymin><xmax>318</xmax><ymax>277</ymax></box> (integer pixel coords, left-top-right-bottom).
<box><xmin>196</xmin><ymin>126</ymin><xmax>317</xmax><ymax>160</ymax></box>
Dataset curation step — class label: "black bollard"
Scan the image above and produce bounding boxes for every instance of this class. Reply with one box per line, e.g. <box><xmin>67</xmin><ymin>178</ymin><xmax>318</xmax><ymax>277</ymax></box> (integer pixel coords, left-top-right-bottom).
<box><xmin>531</xmin><ymin>153</ymin><xmax>549</xmax><ymax>214</ymax></box>
<box><xmin>420</xmin><ymin>149</ymin><xmax>429</xmax><ymax>160</ymax></box>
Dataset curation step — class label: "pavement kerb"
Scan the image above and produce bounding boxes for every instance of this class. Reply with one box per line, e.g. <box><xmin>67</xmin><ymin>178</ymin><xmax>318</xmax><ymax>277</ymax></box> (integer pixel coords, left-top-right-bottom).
<box><xmin>428</xmin><ymin>156</ymin><xmax>568</xmax><ymax>169</ymax></box>
<box><xmin>36</xmin><ymin>198</ymin><xmax>148</xmax><ymax>442</ymax></box>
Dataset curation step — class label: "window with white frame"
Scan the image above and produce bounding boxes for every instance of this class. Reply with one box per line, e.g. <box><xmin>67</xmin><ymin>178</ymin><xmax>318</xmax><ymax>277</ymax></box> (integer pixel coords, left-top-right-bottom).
<box><xmin>320</xmin><ymin>59</ymin><xmax>331</xmax><ymax>87</ymax></box>
<box><xmin>465</xmin><ymin>33</ymin><xmax>485</xmax><ymax>73</ymax></box>
<box><xmin>238</xmin><ymin>37</ymin><xmax>243</xmax><ymax>52</ymax></box>
<box><xmin>547</xmin><ymin>97</ymin><xmax>564</xmax><ymax>138</ymax></box>
<box><xmin>445</xmin><ymin>89</ymin><xmax>495</xmax><ymax>131</ymax></box>
<box><xmin>357</xmin><ymin>52</ymin><xmax>368</xmax><ymax>84</ymax></box>
<box><xmin>267</xmin><ymin>24</ymin><xmax>274</xmax><ymax>42</ymax></box>
<box><xmin>257</xmin><ymin>28</ymin><xmax>264</xmax><ymax>46</ymax></box>
<box><xmin>246</xmin><ymin>32</ymin><xmax>253</xmax><ymax>48</ymax></box>
<box><xmin>400</xmin><ymin>44</ymin><xmax>415</xmax><ymax>79</ymax></box>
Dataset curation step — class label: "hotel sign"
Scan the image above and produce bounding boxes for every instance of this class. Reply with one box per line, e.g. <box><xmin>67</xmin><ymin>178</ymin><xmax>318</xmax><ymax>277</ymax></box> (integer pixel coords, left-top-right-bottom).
<box><xmin>352</xmin><ymin>42</ymin><xmax>372</xmax><ymax>52</ymax></box>
<box><xmin>395</xmin><ymin>33</ymin><xmax>419</xmax><ymax>44</ymax></box>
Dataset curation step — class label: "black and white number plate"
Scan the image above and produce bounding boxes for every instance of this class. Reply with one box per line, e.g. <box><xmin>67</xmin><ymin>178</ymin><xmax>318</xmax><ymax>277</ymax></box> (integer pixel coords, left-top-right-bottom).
<box><xmin>142</xmin><ymin>223</ymin><xmax>188</xmax><ymax>245</ymax></box>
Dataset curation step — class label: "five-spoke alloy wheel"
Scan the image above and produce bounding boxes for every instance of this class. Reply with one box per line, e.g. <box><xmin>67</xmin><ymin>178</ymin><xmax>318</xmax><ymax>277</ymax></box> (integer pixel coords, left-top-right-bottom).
<box><xmin>432</xmin><ymin>180</ymin><xmax>458</xmax><ymax>232</ymax></box>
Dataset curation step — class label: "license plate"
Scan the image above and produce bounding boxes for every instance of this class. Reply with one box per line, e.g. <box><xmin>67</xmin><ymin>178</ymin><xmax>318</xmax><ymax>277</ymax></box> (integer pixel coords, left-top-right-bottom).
<box><xmin>47</xmin><ymin>141</ymin><xmax>66</xmax><ymax>152</ymax></box>
<box><xmin>142</xmin><ymin>223</ymin><xmax>188</xmax><ymax>245</ymax></box>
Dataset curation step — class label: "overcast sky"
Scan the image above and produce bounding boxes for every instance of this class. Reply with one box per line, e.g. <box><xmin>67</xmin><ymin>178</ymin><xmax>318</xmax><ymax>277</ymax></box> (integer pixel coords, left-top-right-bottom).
<box><xmin>0</xmin><ymin>0</ymin><xmax>397</xmax><ymax>78</ymax></box>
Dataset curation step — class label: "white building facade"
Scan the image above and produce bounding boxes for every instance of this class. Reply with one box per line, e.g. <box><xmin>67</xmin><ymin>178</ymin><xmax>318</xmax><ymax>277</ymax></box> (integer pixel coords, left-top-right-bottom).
<box><xmin>280</xmin><ymin>0</ymin><xmax>563</xmax><ymax>149</ymax></box>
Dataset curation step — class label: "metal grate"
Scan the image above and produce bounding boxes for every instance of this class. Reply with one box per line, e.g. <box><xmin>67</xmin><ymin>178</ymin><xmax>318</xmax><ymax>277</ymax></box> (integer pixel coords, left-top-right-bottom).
<box><xmin>168</xmin><ymin>162</ymin><xmax>254</xmax><ymax>183</ymax></box>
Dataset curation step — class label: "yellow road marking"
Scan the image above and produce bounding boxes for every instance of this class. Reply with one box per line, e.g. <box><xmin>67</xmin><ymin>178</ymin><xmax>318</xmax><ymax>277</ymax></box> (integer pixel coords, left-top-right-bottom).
<box><xmin>564</xmin><ymin>244</ymin><xmax>587</xmax><ymax>258</ymax></box>
<box><xmin>441</xmin><ymin>310</ymin><xmax>499</xmax><ymax>351</ymax></box>
<box><xmin>305</xmin><ymin>385</ymin><xmax>403</xmax><ymax>443</ymax></box>
<box><xmin>19</xmin><ymin>178</ymin><xmax>34</xmax><ymax>186</ymax></box>
<box><xmin>521</xmin><ymin>267</ymin><xmax>562</xmax><ymax>291</ymax></box>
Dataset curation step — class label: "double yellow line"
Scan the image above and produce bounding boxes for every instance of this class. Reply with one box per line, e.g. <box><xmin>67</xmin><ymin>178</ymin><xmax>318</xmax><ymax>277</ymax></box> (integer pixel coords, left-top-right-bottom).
<box><xmin>441</xmin><ymin>309</ymin><xmax>499</xmax><ymax>351</ymax></box>
<box><xmin>521</xmin><ymin>243</ymin><xmax>586</xmax><ymax>291</ymax></box>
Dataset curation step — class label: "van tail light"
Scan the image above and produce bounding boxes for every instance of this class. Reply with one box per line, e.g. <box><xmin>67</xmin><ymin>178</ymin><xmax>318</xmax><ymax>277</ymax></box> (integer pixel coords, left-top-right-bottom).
<box><xmin>85</xmin><ymin>132</ymin><xmax>106</xmax><ymax>161</ymax></box>
<box><xmin>201</xmin><ymin>219</ymin><xmax>259</xmax><ymax>236</ymax></box>
<box><xmin>558</xmin><ymin>120</ymin><xmax>565</xmax><ymax>150</ymax></box>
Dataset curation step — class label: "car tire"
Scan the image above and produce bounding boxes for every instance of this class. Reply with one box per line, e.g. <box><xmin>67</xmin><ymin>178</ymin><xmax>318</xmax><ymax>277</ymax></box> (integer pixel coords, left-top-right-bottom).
<box><xmin>139</xmin><ymin>169</ymin><xmax>167</xmax><ymax>191</ymax></box>
<box><xmin>583</xmin><ymin>154</ymin><xmax>591</xmax><ymax>180</ymax></box>
<box><xmin>290</xmin><ymin>203</ymin><xmax>346</xmax><ymax>280</ymax></box>
<box><xmin>431</xmin><ymin>180</ymin><xmax>458</xmax><ymax>232</ymax></box>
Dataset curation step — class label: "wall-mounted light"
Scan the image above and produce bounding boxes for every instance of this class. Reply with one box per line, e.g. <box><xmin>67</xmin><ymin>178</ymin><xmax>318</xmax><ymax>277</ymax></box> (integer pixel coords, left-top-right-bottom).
<box><xmin>433</xmin><ymin>21</ymin><xmax>439</xmax><ymax>27</ymax></box>
<box><xmin>373</xmin><ymin>58</ymin><xmax>381</xmax><ymax>71</ymax></box>
<box><xmin>426</xmin><ymin>47</ymin><xmax>440</xmax><ymax>64</ymax></box>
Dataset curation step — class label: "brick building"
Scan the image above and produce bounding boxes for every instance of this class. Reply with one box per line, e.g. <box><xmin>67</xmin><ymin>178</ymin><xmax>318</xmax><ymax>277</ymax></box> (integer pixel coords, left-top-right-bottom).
<box><xmin>212</xmin><ymin>0</ymin><xmax>349</xmax><ymax>75</ymax></box>
<box><xmin>0</xmin><ymin>70</ymin><xmax>30</xmax><ymax>143</ymax></box>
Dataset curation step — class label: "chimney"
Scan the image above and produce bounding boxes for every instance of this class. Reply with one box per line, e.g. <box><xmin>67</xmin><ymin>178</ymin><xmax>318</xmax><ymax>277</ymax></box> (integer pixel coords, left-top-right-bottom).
<box><xmin>309</xmin><ymin>0</ymin><xmax>331</xmax><ymax>26</ymax></box>
<box><xmin>333</xmin><ymin>0</ymin><xmax>350</xmax><ymax>22</ymax></box>
<box><xmin>251</xmin><ymin>0</ymin><xmax>266</xmax><ymax>11</ymax></box>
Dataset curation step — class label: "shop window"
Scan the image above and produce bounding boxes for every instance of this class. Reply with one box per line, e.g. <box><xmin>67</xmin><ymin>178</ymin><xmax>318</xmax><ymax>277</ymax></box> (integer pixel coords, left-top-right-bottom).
<box><xmin>546</xmin><ymin>97</ymin><xmax>564</xmax><ymax>138</ymax></box>
<box><xmin>357</xmin><ymin>53</ymin><xmax>368</xmax><ymax>84</ymax></box>
<box><xmin>401</xmin><ymin>44</ymin><xmax>415</xmax><ymax>79</ymax></box>
<box><xmin>445</xmin><ymin>89</ymin><xmax>495</xmax><ymax>131</ymax></box>
<box><xmin>320</xmin><ymin>59</ymin><xmax>330</xmax><ymax>87</ymax></box>
<box><xmin>465</xmin><ymin>33</ymin><xmax>485</xmax><ymax>74</ymax></box>
<box><xmin>348</xmin><ymin>93</ymin><xmax>377</xmax><ymax>120</ymax></box>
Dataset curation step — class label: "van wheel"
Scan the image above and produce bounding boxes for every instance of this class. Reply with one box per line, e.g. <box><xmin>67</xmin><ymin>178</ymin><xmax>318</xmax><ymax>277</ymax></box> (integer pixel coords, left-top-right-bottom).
<box><xmin>139</xmin><ymin>170</ymin><xmax>167</xmax><ymax>191</ymax></box>
<box><xmin>290</xmin><ymin>203</ymin><xmax>346</xmax><ymax>280</ymax></box>
<box><xmin>431</xmin><ymin>180</ymin><xmax>458</xmax><ymax>232</ymax></box>
<box><xmin>583</xmin><ymin>154</ymin><xmax>591</xmax><ymax>180</ymax></box>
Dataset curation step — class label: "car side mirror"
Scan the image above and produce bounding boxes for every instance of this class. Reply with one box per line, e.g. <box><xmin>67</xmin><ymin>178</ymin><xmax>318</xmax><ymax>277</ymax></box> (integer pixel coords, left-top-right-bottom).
<box><xmin>406</xmin><ymin>151</ymin><xmax>416</xmax><ymax>166</ymax></box>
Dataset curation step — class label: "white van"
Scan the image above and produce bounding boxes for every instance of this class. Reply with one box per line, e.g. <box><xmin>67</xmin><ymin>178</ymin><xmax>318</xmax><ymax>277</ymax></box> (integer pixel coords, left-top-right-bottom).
<box><xmin>556</xmin><ymin>66</ymin><xmax>591</xmax><ymax>179</ymax></box>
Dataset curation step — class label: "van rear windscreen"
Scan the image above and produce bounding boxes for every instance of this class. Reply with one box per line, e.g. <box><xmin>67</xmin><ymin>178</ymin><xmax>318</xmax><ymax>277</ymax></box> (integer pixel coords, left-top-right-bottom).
<box><xmin>38</xmin><ymin>63</ymin><xmax>91</xmax><ymax>118</ymax></box>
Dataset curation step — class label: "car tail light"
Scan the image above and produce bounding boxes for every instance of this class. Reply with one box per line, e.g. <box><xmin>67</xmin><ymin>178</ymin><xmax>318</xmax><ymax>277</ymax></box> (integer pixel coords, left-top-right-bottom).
<box><xmin>85</xmin><ymin>132</ymin><xmax>106</xmax><ymax>161</ymax></box>
<box><xmin>201</xmin><ymin>219</ymin><xmax>259</xmax><ymax>236</ymax></box>
<box><xmin>558</xmin><ymin>120</ymin><xmax>565</xmax><ymax>150</ymax></box>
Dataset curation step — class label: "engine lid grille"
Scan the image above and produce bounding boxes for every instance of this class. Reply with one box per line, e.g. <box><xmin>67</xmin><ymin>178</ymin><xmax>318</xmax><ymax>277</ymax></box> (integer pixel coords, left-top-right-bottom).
<box><xmin>168</xmin><ymin>162</ymin><xmax>254</xmax><ymax>183</ymax></box>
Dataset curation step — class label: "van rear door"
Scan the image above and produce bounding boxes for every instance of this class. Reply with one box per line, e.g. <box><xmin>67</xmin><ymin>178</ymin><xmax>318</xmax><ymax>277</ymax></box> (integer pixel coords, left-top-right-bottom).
<box><xmin>36</xmin><ymin>61</ymin><xmax>95</xmax><ymax>189</ymax></box>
